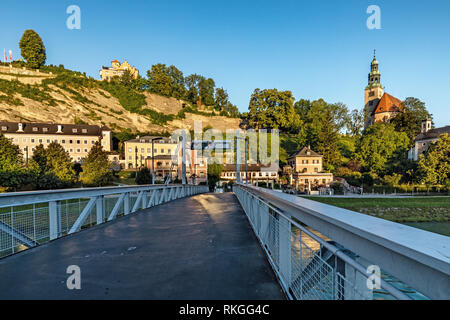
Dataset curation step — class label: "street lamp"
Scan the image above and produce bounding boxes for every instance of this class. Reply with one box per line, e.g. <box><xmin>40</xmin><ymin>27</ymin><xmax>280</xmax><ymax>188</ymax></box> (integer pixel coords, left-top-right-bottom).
<box><xmin>151</xmin><ymin>137</ymin><xmax>163</xmax><ymax>184</ymax></box>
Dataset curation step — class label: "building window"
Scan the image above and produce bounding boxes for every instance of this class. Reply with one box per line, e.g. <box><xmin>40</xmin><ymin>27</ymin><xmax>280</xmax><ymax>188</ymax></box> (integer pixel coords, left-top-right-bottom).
<box><xmin>84</xmin><ymin>149</ymin><xmax>88</xmax><ymax>153</ymax></box>
<box><xmin>46</xmin><ymin>139</ymin><xmax>50</xmax><ymax>144</ymax></box>
<box><xmin>77</xmin><ymin>140</ymin><xmax>80</xmax><ymax>144</ymax></box>
<box><xmin>62</xmin><ymin>140</ymin><xmax>66</xmax><ymax>144</ymax></box>
<box><xmin>1</xmin><ymin>126</ymin><xmax>6</xmax><ymax>131</ymax></box>
<box><xmin>70</xmin><ymin>149</ymin><xmax>73</xmax><ymax>153</ymax></box>
<box><xmin>128</xmin><ymin>148</ymin><xmax>132</xmax><ymax>153</ymax></box>
<box><xmin>39</xmin><ymin>139</ymin><xmax>43</xmax><ymax>144</ymax></box>
<box><xmin>33</xmin><ymin>127</ymin><xmax>38</xmax><ymax>132</ymax></box>
<box><xmin>84</xmin><ymin>140</ymin><xmax>88</xmax><ymax>144</ymax></box>
<box><xmin>43</xmin><ymin>128</ymin><xmax>48</xmax><ymax>132</ymax></box>
<box><xmin>69</xmin><ymin>140</ymin><xmax>73</xmax><ymax>144</ymax></box>
<box><xmin>82</xmin><ymin>129</ymin><xmax>87</xmax><ymax>133</ymax></box>
<box><xmin>73</xmin><ymin>129</ymin><xmax>78</xmax><ymax>133</ymax></box>
<box><xmin>77</xmin><ymin>149</ymin><xmax>81</xmax><ymax>153</ymax></box>
<box><xmin>31</xmin><ymin>139</ymin><xmax>35</xmax><ymax>143</ymax></box>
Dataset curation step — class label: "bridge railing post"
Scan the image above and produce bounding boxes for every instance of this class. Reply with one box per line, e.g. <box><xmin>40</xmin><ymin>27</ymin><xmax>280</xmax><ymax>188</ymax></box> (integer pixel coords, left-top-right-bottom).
<box><xmin>96</xmin><ymin>196</ymin><xmax>104</xmax><ymax>225</ymax></box>
<box><xmin>124</xmin><ymin>192</ymin><xmax>130</xmax><ymax>215</ymax></box>
<box><xmin>49</xmin><ymin>201</ymin><xmax>61</xmax><ymax>240</ymax></box>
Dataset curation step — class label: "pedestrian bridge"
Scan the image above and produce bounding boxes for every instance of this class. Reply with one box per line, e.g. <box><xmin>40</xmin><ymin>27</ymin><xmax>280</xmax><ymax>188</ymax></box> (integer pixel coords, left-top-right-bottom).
<box><xmin>0</xmin><ymin>184</ymin><xmax>449</xmax><ymax>300</ymax></box>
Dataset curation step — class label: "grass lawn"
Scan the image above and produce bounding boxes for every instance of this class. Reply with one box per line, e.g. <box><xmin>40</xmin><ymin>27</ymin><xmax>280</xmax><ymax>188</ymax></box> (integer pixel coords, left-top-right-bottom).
<box><xmin>302</xmin><ymin>196</ymin><xmax>450</xmax><ymax>223</ymax></box>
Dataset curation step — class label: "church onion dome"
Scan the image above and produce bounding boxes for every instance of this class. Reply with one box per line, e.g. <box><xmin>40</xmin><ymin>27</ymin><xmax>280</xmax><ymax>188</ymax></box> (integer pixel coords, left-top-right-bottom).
<box><xmin>372</xmin><ymin>58</ymin><xmax>378</xmax><ymax>65</ymax></box>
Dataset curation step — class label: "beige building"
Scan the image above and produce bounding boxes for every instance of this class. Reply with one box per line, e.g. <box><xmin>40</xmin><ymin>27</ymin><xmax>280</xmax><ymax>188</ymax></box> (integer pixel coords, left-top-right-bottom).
<box><xmin>408</xmin><ymin>119</ymin><xmax>450</xmax><ymax>161</ymax></box>
<box><xmin>364</xmin><ymin>52</ymin><xmax>404</xmax><ymax>127</ymax></box>
<box><xmin>0</xmin><ymin>122</ymin><xmax>112</xmax><ymax>162</ymax></box>
<box><xmin>285</xmin><ymin>146</ymin><xmax>333</xmax><ymax>192</ymax></box>
<box><xmin>124</xmin><ymin>136</ymin><xmax>179</xmax><ymax>169</ymax></box>
<box><xmin>100</xmin><ymin>60</ymin><xmax>139</xmax><ymax>81</ymax></box>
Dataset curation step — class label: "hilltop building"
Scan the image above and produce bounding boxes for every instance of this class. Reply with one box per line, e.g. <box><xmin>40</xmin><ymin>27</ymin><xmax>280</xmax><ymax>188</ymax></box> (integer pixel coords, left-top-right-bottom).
<box><xmin>100</xmin><ymin>60</ymin><xmax>139</xmax><ymax>81</ymax></box>
<box><xmin>364</xmin><ymin>51</ymin><xmax>404</xmax><ymax>127</ymax></box>
<box><xmin>0</xmin><ymin>121</ymin><xmax>112</xmax><ymax>162</ymax></box>
<box><xmin>285</xmin><ymin>146</ymin><xmax>333</xmax><ymax>192</ymax></box>
<box><xmin>408</xmin><ymin>119</ymin><xmax>450</xmax><ymax>161</ymax></box>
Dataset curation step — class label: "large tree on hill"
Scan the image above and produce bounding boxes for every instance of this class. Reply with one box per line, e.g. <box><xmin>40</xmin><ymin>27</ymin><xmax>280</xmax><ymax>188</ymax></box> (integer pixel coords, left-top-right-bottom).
<box><xmin>81</xmin><ymin>142</ymin><xmax>113</xmax><ymax>187</ymax></box>
<box><xmin>19</xmin><ymin>29</ymin><xmax>46</xmax><ymax>69</ymax></box>
<box><xmin>146</xmin><ymin>64</ymin><xmax>187</xmax><ymax>99</ymax></box>
<box><xmin>248</xmin><ymin>88</ymin><xmax>301</xmax><ymax>131</ymax></box>
<box><xmin>391</xmin><ymin>97</ymin><xmax>432</xmax><ymax>145</ymax></box>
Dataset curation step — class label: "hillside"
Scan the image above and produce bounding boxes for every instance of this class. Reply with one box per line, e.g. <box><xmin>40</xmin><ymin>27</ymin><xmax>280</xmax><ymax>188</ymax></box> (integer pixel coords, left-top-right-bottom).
<box><xmin>0</xmin><ymin>66</ymin><xmax>241</xmax><ymax>134</ymax></box>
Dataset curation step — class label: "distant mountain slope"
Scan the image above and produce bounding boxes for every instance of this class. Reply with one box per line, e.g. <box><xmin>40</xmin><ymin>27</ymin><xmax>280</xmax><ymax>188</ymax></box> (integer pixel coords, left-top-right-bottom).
<box><xmin>0</xmin><ymin>66</ymin><xmax>241</xmax><ymax>133</ymax></box>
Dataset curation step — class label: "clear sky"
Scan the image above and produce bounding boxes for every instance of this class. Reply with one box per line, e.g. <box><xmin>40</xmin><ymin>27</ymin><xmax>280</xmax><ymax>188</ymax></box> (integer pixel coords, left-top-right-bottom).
<box><xmin>1</xmin><ymin>0</ymin><xmax>449</xmax><ymax>127</ymax></box>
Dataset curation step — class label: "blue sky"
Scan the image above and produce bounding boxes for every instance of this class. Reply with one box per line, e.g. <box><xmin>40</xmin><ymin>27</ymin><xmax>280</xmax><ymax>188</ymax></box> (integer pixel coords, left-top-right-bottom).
<box><xmin>1</xmin><ymin>0</ymin><xmax>449</xmax><ymax>127</ymax></box>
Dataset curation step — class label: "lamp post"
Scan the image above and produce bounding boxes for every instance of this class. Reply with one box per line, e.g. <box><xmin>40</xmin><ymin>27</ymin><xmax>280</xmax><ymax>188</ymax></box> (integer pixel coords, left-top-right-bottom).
<box><xmin>236</xmin><ymin>135</ymin><xmax>248</xmax><ymax>185</ymax></box>
<box><xmin>151</xmin><ymin>137</ymin><xmax>163</xmax><ymax>184</ymax></box>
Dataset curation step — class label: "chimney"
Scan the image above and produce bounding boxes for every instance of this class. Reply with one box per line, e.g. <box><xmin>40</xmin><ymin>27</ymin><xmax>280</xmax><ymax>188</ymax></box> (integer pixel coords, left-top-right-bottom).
<box><xmin>17</xmin><ymin>122</ymin><xmax>24</xmax><ymax>132</ymax></box>
<box><xmin>421</xmin><ymin>119</ymin><xmax>432</xmax><ymax>134</ymax></box>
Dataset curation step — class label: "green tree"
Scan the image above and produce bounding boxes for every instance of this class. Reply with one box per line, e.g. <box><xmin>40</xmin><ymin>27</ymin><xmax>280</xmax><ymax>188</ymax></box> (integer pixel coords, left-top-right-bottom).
<box><xmin>391</xmin><ymin>97</ymin><xmax>432</xmax><ymax>145</ymax></box>
<box><xmin>19</xmin><ymin>29</ymin><xmax>46</xmax><ymax>69</ymax></box>
<box><xmin>0</xmin><ymin>133</ymin><xmax>31</xmax><ymax>190</ymax></box>
<box><xmin>136</xmin><ymin>167</ymin><xmax>152</xmax><ymax>185</ymax></box>
<box><xmin>214</xmin><ymin>87</ymin><xmax>229</xmax><ymax>111</ymax></box>
<box><xmin>146</xmin><ymin>64</ymin><xmax>187</xmax><ymax>99</ymax></box>
<box><xmin>81</xmin><ymin>142</ymin><xmax>113</xmax><ymax>187</ymax></box>
<box><xmin>207</xmin><ymin>162</ymin><xmax>223</xmax><ymax>190</ymax></box>
<box><xmin>346</xmin><ymin>109</ymin><xmax>364</xmax><ymax>136</ymax></box>
<box><xmin>32</xmin><ymin>142</ymin><xmax>76</xmax><ymax>189</ymax></box>
<box><xmin>248</xmin><ymin>88</ymin><xmax>300</xmax><ymax>131</ymax></box>
<box><xmin>356</xmin><ymin>123</ymin><xmax>410</xmax><ymax>175</ymax></box>
<box><xmin>417</xmin><ymin>133</ymin><xmax>450</xmax><ymax>186</ymax></box>
<box><xmin>302</xmin><ymin>100</ymin><xmax>348</xmax><ymax>168</ymax></box>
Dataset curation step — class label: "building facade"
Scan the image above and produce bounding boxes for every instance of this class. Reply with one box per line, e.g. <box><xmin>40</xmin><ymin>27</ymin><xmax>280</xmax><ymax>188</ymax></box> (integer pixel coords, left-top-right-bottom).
<box><xmin>124</xmin><ymin>136</ymin><xmax>178</xmax><ymax>169</ymax></box>
<box><xmin>285</xmin><ymin>146</ymin><xmax>333</xmax><ymax>192</ymax></box>
<box><xmin>0</xmin><ymin>122</ymin><xmax>112</xmax><ymax>162</ymax></box>
<box><xmin>220</xmin><ymin>164</ymin><xmax>279</xmax><ymax>184</ymax></box>
<box><xmin>408</xmin><ymin>119</ymin><xmax>450</xmax><ymax>161</ymax></box>
<box><xmin>364</xmin><ymin>52</ymin><xmax>404</xmax><ymax>127</ymax></box>
<box><xmin>100</xmin><ymin>60</ymin><xmax>139</xmax><ymax>81</ymax></box>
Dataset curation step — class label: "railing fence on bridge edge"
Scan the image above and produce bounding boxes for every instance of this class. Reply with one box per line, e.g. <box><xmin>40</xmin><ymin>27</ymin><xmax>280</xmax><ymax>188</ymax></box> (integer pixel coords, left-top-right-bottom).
<box><xmin>233</xmin><ymin>184</ymin><xmax>450</xmax><ymax>301</ymax></box>
<box><xmin>0</xmin><ymin>184</ymin><xmax>208</xmax><ymax>258</ymax></box>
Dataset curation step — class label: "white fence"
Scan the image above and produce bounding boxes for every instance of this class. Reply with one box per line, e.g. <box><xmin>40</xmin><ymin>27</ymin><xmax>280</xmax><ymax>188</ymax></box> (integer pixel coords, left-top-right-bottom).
<box><xmin>234</xmin><ymin>184</ymin><xmax>450</xmax><ymax>300</ymax></box>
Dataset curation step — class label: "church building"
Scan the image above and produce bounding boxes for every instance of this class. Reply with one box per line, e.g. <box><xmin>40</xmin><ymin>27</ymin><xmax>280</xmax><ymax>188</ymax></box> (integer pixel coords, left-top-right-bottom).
<box><xmin>364</xmin><ymin>52</ymin><xmax>404</xmax><ymax>128</ymax></box>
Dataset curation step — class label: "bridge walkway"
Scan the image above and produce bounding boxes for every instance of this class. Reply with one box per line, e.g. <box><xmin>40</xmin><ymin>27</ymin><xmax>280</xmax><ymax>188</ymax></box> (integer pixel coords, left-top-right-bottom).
<box><xmin>0</xmin><ymin>193</ymin><xmax>284</xmax><ymax>300</ymax></box>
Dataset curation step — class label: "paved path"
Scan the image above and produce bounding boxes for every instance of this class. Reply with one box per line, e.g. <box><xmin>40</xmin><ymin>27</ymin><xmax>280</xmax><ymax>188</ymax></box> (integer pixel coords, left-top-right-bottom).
<box><xmin>0</xmin><ymin>193</ymin><xmax>284</xmax><ymax>300</ymax></box>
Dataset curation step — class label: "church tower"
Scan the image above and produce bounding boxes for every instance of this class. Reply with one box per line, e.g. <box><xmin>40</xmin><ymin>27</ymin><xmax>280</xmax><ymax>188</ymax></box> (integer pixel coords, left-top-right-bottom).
<box><xmin>364</xmin><ymin>50</ymin><xmax>384</xmax><ymax>126</ymax></box>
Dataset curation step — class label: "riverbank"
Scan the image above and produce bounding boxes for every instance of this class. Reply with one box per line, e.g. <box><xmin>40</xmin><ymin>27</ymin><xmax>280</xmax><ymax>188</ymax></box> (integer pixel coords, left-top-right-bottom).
<box><xmin>302</xmin><ymin>196</ymin><xmax>450</xmax><ymax>223</ymax></box>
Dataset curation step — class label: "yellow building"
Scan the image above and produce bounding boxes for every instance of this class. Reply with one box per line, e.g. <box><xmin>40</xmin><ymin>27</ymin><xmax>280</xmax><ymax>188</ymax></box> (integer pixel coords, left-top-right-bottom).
<box><xmin>0</xmin><ymin>122</ymin><xmax>112</xmax><ymax>162</ymax></box>
<box><xmin>285</xmin><ymin>146</ymin><xmax>333</xmax><ymax>191</ymax></box>
<box><xmin>124</xmin><ymin>136</ymin><xmax>179</xmax><ymax>169</ymax></box>
<box><xmin>100</xmin><ymin>60</ymin><xmax>139</xmax><ymax>81</ymax></box>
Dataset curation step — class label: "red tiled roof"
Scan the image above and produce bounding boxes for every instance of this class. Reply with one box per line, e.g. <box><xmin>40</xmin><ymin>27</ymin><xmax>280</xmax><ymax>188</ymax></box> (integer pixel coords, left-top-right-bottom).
<box><xmin>373</xmin><ymin>93</ymin><xmax>404</xmax><ymax>114</ymax></box>
<box><xmin>111</xmin><ymin>60</ymin><xmax>120</xmax><ymax>63</ymax></box>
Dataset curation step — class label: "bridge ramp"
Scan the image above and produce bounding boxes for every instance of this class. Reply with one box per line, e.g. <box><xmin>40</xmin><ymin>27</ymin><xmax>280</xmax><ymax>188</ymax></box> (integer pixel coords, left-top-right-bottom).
<box><xmin>0</xmin><ymin>193</ymin><xmax>284</xmax><ymax>300</ymax></box>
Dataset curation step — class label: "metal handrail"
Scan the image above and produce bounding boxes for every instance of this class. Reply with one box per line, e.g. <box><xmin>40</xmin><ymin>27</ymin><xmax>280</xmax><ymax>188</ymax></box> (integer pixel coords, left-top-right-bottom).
<box><xmin>235</xmin><ymin>185</ymin><xmax>410</xmax><ymax>300</ymax></box>
<box><xmin>235</xmin><ymin>184</ymin><xmax>450</xmax><ymax>300</ymax></box>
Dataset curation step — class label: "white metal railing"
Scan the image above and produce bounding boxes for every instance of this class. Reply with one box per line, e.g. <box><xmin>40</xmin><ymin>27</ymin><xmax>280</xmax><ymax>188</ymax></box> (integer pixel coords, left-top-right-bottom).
<box><xmin>234</xmin><ymin>184</ymin><xmax>450</xmax><ymax>300</ymax></box>
<box><xmin>0</xmin><ymin>184</ymin><xmax>208</xmax><ymax>258</ymax></box>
